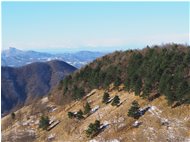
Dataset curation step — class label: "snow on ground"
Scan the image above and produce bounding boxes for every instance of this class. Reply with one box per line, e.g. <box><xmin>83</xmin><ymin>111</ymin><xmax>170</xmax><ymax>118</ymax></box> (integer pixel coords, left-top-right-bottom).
<box><xmin>148</xmin><ymin>106</ymin><xmax>162</xmax><ymax>118</ymax></box>
<box><xmin>91</xmin><ymin>105</ymin><xmax>100</xmax><ymax>113</ymax></box>
<box><xmin>109</xmin><ymin>139</ymin><xmax>120</xmax><ymax>142</ymax></box>
<box><xmin>132</xmin><ymin>121</ymin><xmax>141</xmax><ymax>127</ymax></box>
<box><xmin>100</xmin><ymin>121</ymin><xmax>110</xmax><ymax>129</ymax></box>
<box><xmin>41</xmin><ymin>97</ymin><xmax>48</xmax><ymax>104</ymax></box>
<box><xmin>47</xmin><ymin>133</ymin><xmax>56</xmax><ymax>140</ymax></box>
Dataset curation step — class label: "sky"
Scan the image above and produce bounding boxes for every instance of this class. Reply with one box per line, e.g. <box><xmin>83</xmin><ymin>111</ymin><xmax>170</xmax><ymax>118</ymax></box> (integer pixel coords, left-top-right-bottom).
<box><xmin>2</xmin><ymin>2</ymin><xmax>190</xmax><ymax>53</ymax></box>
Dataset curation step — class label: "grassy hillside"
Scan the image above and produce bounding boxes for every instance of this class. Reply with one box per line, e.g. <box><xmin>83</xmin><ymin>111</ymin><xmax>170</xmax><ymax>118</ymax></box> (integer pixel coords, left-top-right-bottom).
<box><xmin>56</xmin><ymin>44</ymin><xmax>190</xmax><ymax>106</ymax></box>
<box><xmin>2</xmin><ymin>87</ymin><xmax>190</xmax><ymax>142</ymax></box>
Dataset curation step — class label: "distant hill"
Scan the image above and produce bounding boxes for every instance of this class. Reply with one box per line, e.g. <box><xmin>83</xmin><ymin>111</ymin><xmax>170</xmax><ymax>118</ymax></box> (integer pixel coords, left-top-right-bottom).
<box><xmin>1</xmin><ymin>60</ymin><xmax>76</xmax><ymax>115</ymax></box>
<box><xmin>1</xmin><ymin>47</ymin><xmax>106</xmax><ymax>68</ymax></box>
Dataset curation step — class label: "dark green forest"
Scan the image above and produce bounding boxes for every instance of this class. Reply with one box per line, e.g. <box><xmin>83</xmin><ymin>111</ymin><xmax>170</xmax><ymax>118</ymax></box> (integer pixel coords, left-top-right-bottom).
<box><xmin>58</xmin><ymin>44</ymin><xmax>190</xmax><ymax>105</ymax></box>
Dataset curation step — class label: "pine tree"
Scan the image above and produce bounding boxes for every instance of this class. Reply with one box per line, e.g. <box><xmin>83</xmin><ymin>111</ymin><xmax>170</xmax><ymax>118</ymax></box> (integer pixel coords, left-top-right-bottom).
<box><xmin>94</xmin><ymin>120</ymin><xmax>100</xmax><ymax>131</ymax></box>
<box><xmin>85</xmin><ymin>120</ymin><xmax>100</xmax><ymax>137</ymax></box>
<box><xmin>124</xmin><ymin>78</ymin><xmax>130</xmax><ymax>91</ymax></box>
<box><xmin>114</xmin><ymin>77</ymin><xmax>121</xmax><ymax>87</ymax></box>
<box><xmin>86</xmin><ymin>123</ymin><xmax>94</xmax><ymax>137</ymax></box>
<box><xmin>102</xmin><ymin>92</ymin><xmax>110</xmax><ymax>103</ymax></box>
<box><xmin>76</xmin><ymin>109</ymin><xmax>84</xmax><ymax>120</ymax></box>
<box><xmin>68</xmin><ymin>112</ymin><xmax>74</xmax><ymax>119</ymax></box>
<box><xmin>84</xmin><ymin>102</ymin><xmax>91</xmax><ymax>115</ymax></box>
<box><xmin>11</xmin><ymin>112</ymin><xmax>15</xmax><ymax>120</ymax></box>
<box><xmin>39</xmin><ymin>116</ymin><xmax>49</xmax><ymax>130</ymax></box>
<box><xmin>111</xmin><ymin>95</ymin><xmax>120</xmax><ymax>106</ymax></box>
<box><xmin>128</xmin><ymin>101</ymin><xmax>140</xmax><ymax>119</ymax></box>
<box><xmin>134</xmin><ymin>78</ymin><xmax>142</xmax><ymax>95</ymax></box>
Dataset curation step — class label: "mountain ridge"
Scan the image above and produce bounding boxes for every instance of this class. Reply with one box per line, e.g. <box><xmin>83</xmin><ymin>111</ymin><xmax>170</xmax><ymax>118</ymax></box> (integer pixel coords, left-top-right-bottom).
<box><xmin>51</xmin><ymin>44</ymin><xmax>190</xmax><ymax>106</ymax></box>
<box><xmin>1</xmin><ymin>60</ymin><xmax>77</xmax><ymax>116</ymax></box>
<box><xmin>1</xmin><ymin>47</ymin><xmax>106</xmax><ymax>68</ymax></box>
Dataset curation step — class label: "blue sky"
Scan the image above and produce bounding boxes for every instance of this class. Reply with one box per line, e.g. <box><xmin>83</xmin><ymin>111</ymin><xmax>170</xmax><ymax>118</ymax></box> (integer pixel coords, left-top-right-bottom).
<box><xmin>2</xmin><ymin>2</ymin><xmax>189</xmax><ymax>52</ymax></box>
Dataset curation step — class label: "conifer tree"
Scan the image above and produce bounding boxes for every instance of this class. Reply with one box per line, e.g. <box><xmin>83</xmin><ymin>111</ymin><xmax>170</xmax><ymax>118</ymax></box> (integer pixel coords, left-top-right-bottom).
<box><xmin>76</xmin><ymin>109</ymin><xmax>84</xmax><ymax>120</ymax></box>
<box><xmin>102</xmin><ymin>92</ymin><xmax>110</xmax><ymax>103</ymax></box>
<box><xmin>68</xmin><ymin>112</ymin><xmax>74</xmax><ymax>119</ymax></box>
<box><xmin>111</xmin><ymin>95</ymin><xmax>120</xmax><ymax>106</ymax></box>
<box><xmin>128</xmin><ymin>101</ymin><xmax>140</xmax><ymax>119</ymax></box>
<box><xmin>84</xmin><ymin>102</ymin><xmax>91</xmax><ymax>114</ymax></box>
<box><xmin>39</xmin><ymin>116</ymin><xmax>49</xmax><ymax>130</ymax></box>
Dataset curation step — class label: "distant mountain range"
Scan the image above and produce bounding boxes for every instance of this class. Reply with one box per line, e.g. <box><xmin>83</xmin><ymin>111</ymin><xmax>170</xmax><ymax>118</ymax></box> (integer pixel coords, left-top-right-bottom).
<box><xmin>1</xmin><ymin>60</ymin><xmax>76</xmax><ymax>116</ymax></box>
<box><xmin>1</xmin><ymin>47</ymin><xmax>107</xmax><ymax>68</ymax></box>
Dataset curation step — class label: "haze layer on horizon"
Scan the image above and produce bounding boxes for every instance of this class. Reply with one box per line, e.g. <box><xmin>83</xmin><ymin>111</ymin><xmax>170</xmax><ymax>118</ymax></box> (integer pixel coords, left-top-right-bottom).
<box><xmin>2</xmin><ymin>2</ymin><xmax>189</xmax><ymax>53</ymax></box>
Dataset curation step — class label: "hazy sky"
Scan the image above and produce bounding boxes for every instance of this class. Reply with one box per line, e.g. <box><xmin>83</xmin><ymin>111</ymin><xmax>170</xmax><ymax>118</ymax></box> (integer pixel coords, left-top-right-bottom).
<box><xmin>2</xmin><ymin>2</ymin><xmax>189</xmax><ymax>52</ymax></box>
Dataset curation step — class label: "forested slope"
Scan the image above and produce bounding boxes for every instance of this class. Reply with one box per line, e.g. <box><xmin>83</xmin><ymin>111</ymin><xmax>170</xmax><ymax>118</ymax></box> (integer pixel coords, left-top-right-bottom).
<box><xmin>56</xmin><ymin>44</ymin><xmax>190</xmax><ymax>106</ymax></box>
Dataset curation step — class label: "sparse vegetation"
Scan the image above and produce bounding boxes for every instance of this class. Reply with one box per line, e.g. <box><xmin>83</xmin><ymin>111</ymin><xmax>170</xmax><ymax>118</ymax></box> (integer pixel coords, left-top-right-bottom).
<box><xmin>11</xmin><ymin>112</ymin><xmax>15</xmax><ymax>120</ymax></box>
<box><xmin>102</xmin><ymin>92</ymin><xmax>110</xmax><ymax>103</ymax></box>
<box><xmin>85</xmin><ymin>120</ymin><xmax>101</xmax><ymax>138</ymax></box>
<box><xmin>84</xmin><ymin>102</ymin><xmax>91</xmax><ymax>115</ymax></box>
<box><xmin>111</xmin><ymin>95</ymin><xmax>120</xmax><ymax>106</ymax></box>
<box><xmin>76</xmin><ymin>109</ymin><xmax>84</xmax><ymax>120</ymax></box>
<box><xmin>128</xmin><ymin>101</ymin><xmax>140</xmax><ymax>119</ymax></box>
<box><xmin>68</xmin><ymin>111</ymin><xmax>75</xmax><ymax>119</ymax></box>
<box><xmin>2</xmin><ymin>86</ymin><xmax>190</xmax><ymax>141</ymax></box>
<box><xmin>39</xmin><ymin>116</ymin><xmax>49</xmax><ymax>130</ymax></box>
<box><xmin>68</xmin><ymin>110</ymin><xmax>84</xmax><ymax>120</ymax></box>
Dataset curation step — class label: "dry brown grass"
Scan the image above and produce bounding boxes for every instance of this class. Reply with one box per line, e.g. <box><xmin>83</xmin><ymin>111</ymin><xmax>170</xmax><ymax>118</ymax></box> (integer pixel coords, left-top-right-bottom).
<box><xmin>2</xmin><ymin>86</ymin><xmax>190</xmax><ymax>142</ymax></box>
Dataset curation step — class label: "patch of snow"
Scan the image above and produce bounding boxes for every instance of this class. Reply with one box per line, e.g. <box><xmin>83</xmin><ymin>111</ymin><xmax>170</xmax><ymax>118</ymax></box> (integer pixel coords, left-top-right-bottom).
<box><xmin>47</xmin><ymin>58</ymin><xmax>52</xmax><ymax>61</ymax></box>
<box><xmin>108</xmin><ymin>139</ymin><xmax>120</xmax><ymax>142</ymax></box>
<box><xmin>49</xmin><ymin>117</ymin><xmax>55</xmax><ymax>124</ymax></box>
<box><xmin>103</xmin><ymin>121</ymin><xmax>109</xmax><ymax>126</ymax></box>
<box><xmin>27</xmin><ymin>129</ymin><xmax>35</xmax><ymax>135</ymax></box>
<box><xmin>148</xmin><ymin>106</ymin><xmax>162</xmax><ymax>118</ymax></box>
<box><xmin>161</xmin><ymin>118</ymin><xmax>169</xmax><ymax>126</ymax></box>
<box><xmin>48</xmin><ymin>105</ymin><xmax>57</xmax><ymax>112</ymax></box>
<box><xmin>34</xmin><ymin>120</ymin><xmax>39</xmax><ymax>125</ymax></box>
<box><xmin>100</xmin><ymin>121</ymin><xmax>110</xmax><ymax>129</ymax></box>
<box><xmin>51</xmin><ymin>108</ymin><xmax>58</xmax><ymax>112</ymax></box>
<box><xmin>89</xmin><ymin>139</ymin><xmax>98</xmax><ymax>142</ymax></box>
<box><xmin>73</xmin><ymin>112</ymin><xmax>78</xmax><ymax>115</ymax></box>
<box><xmin>88</xmin><ymin>100</ymin><xmax>92</xmax><ymax>103</ymax></box>
<box><xmin>48</xmin><ymin>133</ymin><xmax>55</xmax><ymax>140</ymax></box>
<box><xmin>91</xmin><ymin>105</ymin><xmax>100</xmax><ymax>113</ymax></box>
<box><xmin>41</xmin><ymin>97</ymin><xmax>48</xmax><ymax>103</ymax></box>
<box><xmin>132</xmin><ymin>121</ymin><xmax>141</xmax><ymax>127</ymax></box>
<box><xmin>22</xmin><ymin>121</ymin><xmax>29</xmax><ymax>126</ymax></box>
<box><xmin>106</xmin><ymin>98</ymin><xmax>113</xmax><ymax>103</ymax></box>
<box><xmin>117</xmin><ymin>102</ymin><xmax>122</xmax><ymax>106</ymax></box>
